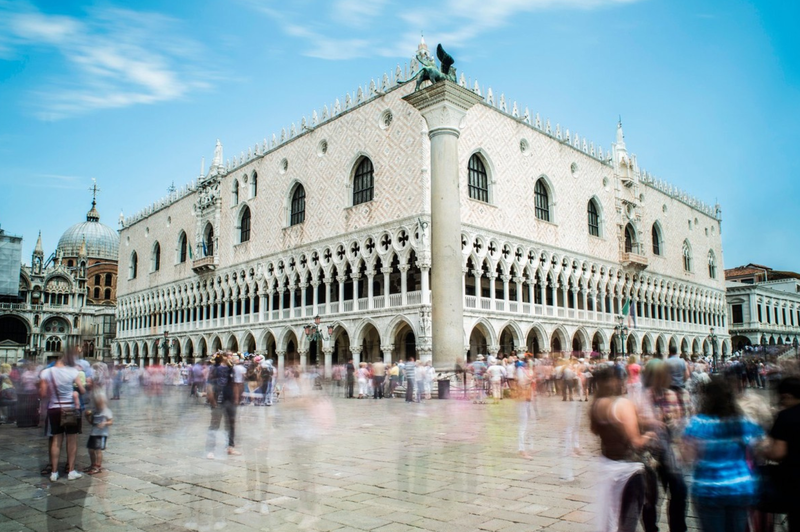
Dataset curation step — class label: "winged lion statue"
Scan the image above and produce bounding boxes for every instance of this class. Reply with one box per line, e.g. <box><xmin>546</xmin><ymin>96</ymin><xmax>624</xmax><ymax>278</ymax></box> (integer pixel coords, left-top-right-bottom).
<box><xmin>400</xmin><ymin>44</ymin><xmax>458</xmax><ymax>91</ymax></box>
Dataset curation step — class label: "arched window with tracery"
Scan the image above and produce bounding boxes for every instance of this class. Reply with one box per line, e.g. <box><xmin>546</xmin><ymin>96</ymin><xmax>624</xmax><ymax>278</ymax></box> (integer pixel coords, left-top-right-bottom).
<box><xmin>683</xmin><ymin>240</ymin><xmax>692</xmax><ymax>272</ymax></box>
<box><xmin>152</xmin><ymin>242</ymin><xmax>161</xmax><ymax>271</ymax></box>
<box><xmin>45</xmin><ymin>336</ymin><xmax>62</xmax><ymax>352</ymax></box>
<box><xmin>534</xmin><ymin>179</ymin><xmax>550</xmax><ymax>221</ymax></box>
<box><xmin>353</xmin><ymin>158</ymin><xmax>374</xmax><ymax>205</ymax></box>
<box><xmin>239</xmin><ymin>206</ymin><xmax>251</xmax><ymax>243</ymax></box>
<box><xmin>708</xmin><ymin>250</ymin><xmax>716</xmax><ymax>278</ymax></box>
<box><xmin>587</xmin><ymin>199</ymin><xmax>600</xmax><ymax>237</ymax></box>
<box><xmin>290</xmin><ymin>184</ymin><xmax>306</xmax><ymax>226</ymax></box>
<box><xmin>624</xmin><ymin>224</ymin><xmax>636</xmax><ymax>253</ymax></box>
<box><xmin>652</xmin><ymin>223</ymin><xmax>662</xmax><ymax>256</ymax></box>
<box><xmin>177</xmin><ymin>232</ymin><xmax>187</xmax><ymax>263</ymax></box>
<box><xmin>130</xmin><ymin>252</ymin><xmax>138</xmax><ymax>279</ymax></box>
<box><xmin>204</xmin><ymin>224</ymin><xmax>214</xmax><ymax>256</ymax></box>
<box><xmin>468</xmin><ymin>154</ymin><xmax>489</xmax><ymax>202</ymax></box>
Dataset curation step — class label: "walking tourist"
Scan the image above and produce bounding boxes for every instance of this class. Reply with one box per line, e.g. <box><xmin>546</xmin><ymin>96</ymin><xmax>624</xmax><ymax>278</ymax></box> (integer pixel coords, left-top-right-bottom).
<box><xmin>40</xmin><ymin>352</ymin><xmax>86</xmax><ymax>481</ymax></box>
<box><xmin>682</xmin><ymin>375</ymin><xmax>764</xmax><ymax>532</ymax></box>
<box><xmin>404</xmin><ymin>357</ymin><xmax>417</xmax><ymax>403</ymax></box>
<box><xmin>206</xmin><ymin>353</ymin><xmax>240</xmax><ymax>458</ymax></box>
<box><xmin>372</xmin><ymin>360</ymin><xmax>385</xmax><ymax>399</ymax></box>
<box><xmin>589</xmin><ymin>365</ymin><xmax>656</xmax><ymax>532</ymax></box>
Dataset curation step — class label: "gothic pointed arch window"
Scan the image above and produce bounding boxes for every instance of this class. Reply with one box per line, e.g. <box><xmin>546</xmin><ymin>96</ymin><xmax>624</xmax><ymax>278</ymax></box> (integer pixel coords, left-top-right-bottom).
<box><xmin>534</xmin><ymin>178</ymin><xmax>551</xmax><ymax>221</ymax></box>
<box><xmin>587</xmin><ymin>199</ymin><xmax>600</xmax><ymax>237</ymax></box>
<box><xmin>708</xmin><ymin>250</ymin><xmax>717</xmax><ymax>278</ymax></box>
<box><xmin>251</xmin><ymin>171</ymin><xmax>258</xmax><ymax>198</ymax></box>
<box><xmin>652</xmin><ymin>223</ymin><xmax>663</xmax><ymax>256</ymax></box>
<box><xmin>178</xmin><ymin>231</ymin><xmax>187</xmax><ymax>263</ymax></box>
<box><xmin>353</xmin><ymin>157</ymin><xmax>374</xmax><ymax>206</ymax></box>
<box><xmin>468</xmin><ymin>153</ymin><xmax>489</xmax><ymax>202</ymax></box>
<box><xmin>130</xmin><ymin>252</ymin><xmax>138</xmax><ymax>279</ymax></box>
<box><xmin>152</xmin><ymin>242</ymin><xmax>161</xmax><ymax>271</ymax></box>
<box><xmin>683</xmin><ymin>240</ymin><xmax>692</xmax><ymax>272</ymax></box>
<box><xmin>624</xmin><ymin>224</ymin><xmax>636</xmax><ymax>253</ymax></box>
<box><xmin>231</xmin><ymin>179</ymin><xmax>239</xmax><ymax>206</ymax></box>
<box><xmin>239</xmin><ymin>205</ymin><xmax>251</xmax><ymax>243</ymax></box>
<box><xmin>203</xmin><ymin>223</ymin><xmax>215</xmax><ymax>256</ymax></box>
<box><xmin>290</xmin><ymin>184</ymin><xmax>306</xmax><ymax>226</ymax></box>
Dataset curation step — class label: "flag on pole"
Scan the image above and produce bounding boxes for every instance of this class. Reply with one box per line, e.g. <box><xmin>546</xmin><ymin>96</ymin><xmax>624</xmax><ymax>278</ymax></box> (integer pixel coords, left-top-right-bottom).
<box><xmin>188</xmin><ymin>243</ymin><xmax>193</xmax><ymax>260</ymax></box>
<box><xmin>202</xmin><ymin>241</ymin><xmax>207</xmax><ymax>257</ymax></box>
<box><xmin>622</xmin><ymin>298</ymin><xmax>637</xmax><ymax>329</ymax></box>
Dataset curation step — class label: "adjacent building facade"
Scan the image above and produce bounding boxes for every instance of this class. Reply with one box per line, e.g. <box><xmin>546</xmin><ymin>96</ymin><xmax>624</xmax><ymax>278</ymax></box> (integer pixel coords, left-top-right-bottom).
<box><xmin>115</xmin><ymin>41</ymin><xmax>729</xmax><ymax>376</ymax></box>
<box><xmin>0</xmin><ymin>200</ymin><xmax>119</xmax><ymax>363</ymax></box>
<box><xmin>726</xmin><ymin>264</ymin><xmax>800</xmax><ymax>351</ymax></box>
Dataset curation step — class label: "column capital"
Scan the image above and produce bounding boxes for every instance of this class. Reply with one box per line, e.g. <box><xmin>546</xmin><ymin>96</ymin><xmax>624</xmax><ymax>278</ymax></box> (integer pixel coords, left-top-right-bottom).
<box><xmin>322</xmin><ymin>347</ymin><xmax>334</xmax><ymax>355</ymax></box>
<box><xmin>350</xmin><ymin>346</ymin><xmax>362</xmax><ymax>355</ymax></box>
<box><xmin>403</xmin><ymin>80</ymin><xmax>483</xmax><ymax>135</ymax></box>
<box><xmin>381</xmin><ymin>267</ymin><xmax>393</xmax><ymax>275</ymax></box>
<box><xmin>380</xmin><ymin>344</ymin><xmax>395</xmax><ymax>353</ymax></box>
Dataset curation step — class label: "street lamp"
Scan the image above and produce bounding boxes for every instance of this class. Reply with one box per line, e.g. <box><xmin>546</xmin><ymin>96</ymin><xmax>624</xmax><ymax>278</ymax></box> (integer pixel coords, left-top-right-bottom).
<box><xmin>614</xmin><ymin>315</ymin><xmax>629</xmax><ymax>361</ymax></box>
<box><xmin>304</xmin><ymin>315</ymin><xmax>334</xmax><ymax>367</ymax></box>
<box><xmin>793</xmin><ymin>337</ymin><xmax>799</xmax><ymax>361</ymax></box>
<box><xmin>707</xmin><ymin>327</ymin><xmax>718</xmax><ymax>373</ymax></box>
<box><xmin>162</xmin><ymin>330</ymin><xmax>170</xmax><ymax>363</ymax></box>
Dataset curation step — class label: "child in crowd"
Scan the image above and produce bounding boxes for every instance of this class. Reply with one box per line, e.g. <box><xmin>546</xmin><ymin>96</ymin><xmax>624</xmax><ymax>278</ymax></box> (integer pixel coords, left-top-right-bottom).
<box><xmin>84</xmin><ymin>394</ymin><xmax>113</xmax><ymax>475</ymax></box>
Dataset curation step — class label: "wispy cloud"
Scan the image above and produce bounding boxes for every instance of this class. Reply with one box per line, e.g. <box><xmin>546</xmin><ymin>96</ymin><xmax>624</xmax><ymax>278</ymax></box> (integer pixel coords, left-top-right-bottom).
<box><xmin>0</xmin><ymin>2</ymin><xmax>211</xmax><ymax>119</ymax></box>
<box><xmin>243</xmin><ymin>0</ymin><xmax>642</xmax><ymax>60</ymax></box>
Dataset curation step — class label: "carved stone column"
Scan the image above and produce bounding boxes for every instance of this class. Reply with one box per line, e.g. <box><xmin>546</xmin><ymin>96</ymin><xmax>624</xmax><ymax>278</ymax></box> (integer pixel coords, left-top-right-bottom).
<box><xmin>381</xmin><ymin>267</ymin><xmax>392</xmax><ymax>308</ymax></box>
<box><xmin>350</xmin><ymin>346</ymin><xmax>362</xmax><ymax>368</ymax></box>
<box><xmin>323</xmin><ymin>277</ymin><xmax>332</xmax><ymax>315</ymax></box>
<box><xmin>381</xmin><ymin>343</ymin><xmax>394</xmax><ymax>365</ymax></box>
<box><xmin>311</xmin><ymin>281</ymin><xmax>320</xmax><ymax>316</ymax></box>
<box><xmin>404</xmin><ymin>81</ymin><xmax>482</xmax><ymax>370</ymax></box>
<box><xmin>276</xmin><ymin>350</ymin><xmax>286</xmax><ymax>379</ymax></box>
<box><xmin>366</xmin><ymin>271</ymin><xmax>375</xmax><ymax>309</ymax></box>
<box><xmin>299</xmin><ymin>283</ymin><xmax>308</xmax><ymax>317</ymax></box>
<box><xmin>322</xmin><ymin>347</ymin><xmax>334</xmax><ymax>379</ymax></box>
<box><xmin>399</xmin><ymin>265</ymin><xmax>409</xmax><ymax>306</ymax></box>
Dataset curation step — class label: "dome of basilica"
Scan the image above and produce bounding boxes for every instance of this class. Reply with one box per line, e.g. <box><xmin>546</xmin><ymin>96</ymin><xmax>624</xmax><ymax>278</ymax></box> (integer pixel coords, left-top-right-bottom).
<box><xmin>57</xmin><ymin>201</ymin><xmax>120</xmax><ymax>262</ymax></box>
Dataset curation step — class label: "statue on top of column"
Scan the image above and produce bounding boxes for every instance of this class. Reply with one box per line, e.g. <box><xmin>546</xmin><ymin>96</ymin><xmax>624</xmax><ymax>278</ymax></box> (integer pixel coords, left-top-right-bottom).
<box><xmin>401</xmin><ymin>42</ymin><xmax>457</xmax><ymax>91</ymax></box>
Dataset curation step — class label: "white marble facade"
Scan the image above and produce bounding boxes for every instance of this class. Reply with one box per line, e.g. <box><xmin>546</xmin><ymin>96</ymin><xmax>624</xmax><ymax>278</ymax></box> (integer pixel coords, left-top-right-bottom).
<box><xmin>115</xmin><ymin>50</ymin><xmax>729</xmax><ymax>375</ymax></box>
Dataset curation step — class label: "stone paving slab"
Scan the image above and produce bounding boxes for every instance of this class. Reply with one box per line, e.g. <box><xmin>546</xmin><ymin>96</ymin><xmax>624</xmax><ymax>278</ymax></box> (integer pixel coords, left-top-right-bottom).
<box><xmin>0</xmin><ymin>386</ymin><xmax>699</xmax><ymax>531</ymax></box>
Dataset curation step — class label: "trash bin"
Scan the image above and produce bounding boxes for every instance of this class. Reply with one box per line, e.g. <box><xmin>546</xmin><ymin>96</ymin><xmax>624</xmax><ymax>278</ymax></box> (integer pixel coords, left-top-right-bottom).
<box><xmin>437</xmin><ymin>379</ymin><xmax>450</xmax><ymax>399</ymax></box>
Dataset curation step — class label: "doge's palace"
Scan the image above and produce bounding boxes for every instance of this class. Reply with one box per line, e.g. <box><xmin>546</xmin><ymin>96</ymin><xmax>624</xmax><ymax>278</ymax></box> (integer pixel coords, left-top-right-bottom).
<box><xmin>114</xmin><ymin>40</ymin><xmax>729</xmax><ymax>376</ymax></box>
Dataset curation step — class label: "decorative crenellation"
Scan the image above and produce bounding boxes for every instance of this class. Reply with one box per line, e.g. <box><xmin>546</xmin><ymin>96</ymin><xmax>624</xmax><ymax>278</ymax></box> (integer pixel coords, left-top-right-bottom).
<box><xmin>121</xmin><ymin>53</ymin><xmax>719</xmax><ymax>227</ymax></box>
<box><xmin>122</xmin><ymin>183</ymin><xmax>197</xmax><ymax>228</ymax></box>
<box><xmin>639</xmin><ymin>172</ymin><xmax>720</xmax><ymax>220</ymax></box>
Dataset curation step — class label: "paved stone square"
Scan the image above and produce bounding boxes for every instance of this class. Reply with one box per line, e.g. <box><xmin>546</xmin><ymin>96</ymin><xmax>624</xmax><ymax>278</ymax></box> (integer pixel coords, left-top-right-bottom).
<box><xmin>0</xmin><ymin>385</ymin><xmax>699</xmax><ymax>531</ymax></box>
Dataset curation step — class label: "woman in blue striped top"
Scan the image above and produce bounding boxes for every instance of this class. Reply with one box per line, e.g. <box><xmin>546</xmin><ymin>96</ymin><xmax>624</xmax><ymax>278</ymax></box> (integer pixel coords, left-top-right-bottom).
<box><xmin>681</xmin><ymin>376</ymin><xmax>764</xmax><ymax>532</ymax></box>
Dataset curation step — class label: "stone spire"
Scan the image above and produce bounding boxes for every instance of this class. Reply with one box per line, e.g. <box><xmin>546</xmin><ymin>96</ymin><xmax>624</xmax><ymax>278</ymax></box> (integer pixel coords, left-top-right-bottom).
<box><xmin>32</xmin><ymin>231</ymin><xmax>44</xmax><ymax>274</ymax></box>
<box><xmin>34</xmin><ymin>231</ymin><xmax>43</xmax><ymax>255</ymax></box>
<box><xmin>87</xmin><ymin>179</ymin><xmax>100</xmax><ymax>222</ymax></box>
<box><xmin>417</xmin><ymin>33</ymin><xmax>431</xmax><ymax>61</ymax></box>
<box><xmin>614</xmin><ymin>118</ymin><xmax>630</xmax><ymax>167</ymax></box>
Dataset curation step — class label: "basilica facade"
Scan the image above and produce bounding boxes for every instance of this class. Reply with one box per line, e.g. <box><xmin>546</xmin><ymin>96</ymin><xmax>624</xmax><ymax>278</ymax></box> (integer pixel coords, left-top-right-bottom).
<box><xmin>115</xmin><ymin>42</ymin><xmax>729</xmax><ymax>376</ymax></box>
<box><xmin>0</xmin><ymin>200</ymin><xmax>119</xmax><ymax>363</ymax></box>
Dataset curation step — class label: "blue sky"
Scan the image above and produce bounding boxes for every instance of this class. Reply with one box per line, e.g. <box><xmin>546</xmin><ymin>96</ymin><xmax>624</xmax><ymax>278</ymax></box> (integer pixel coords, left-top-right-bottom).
<box><xmin>1</xmin><ymin>0</ymin><xmax>798</xmax><ymax>271</ymax></box>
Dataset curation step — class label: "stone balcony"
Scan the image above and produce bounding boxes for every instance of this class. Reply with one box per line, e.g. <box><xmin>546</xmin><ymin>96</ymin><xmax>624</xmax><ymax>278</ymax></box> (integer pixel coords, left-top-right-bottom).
<box><xmin>621</xmin><ymin>251</ymin><xmax>649</xmax><ymax>270</ymax></box>
<box><xmin>191</xmin><ymin>255</ymin><xmax>216</xmax><ymax>273</ymax></box>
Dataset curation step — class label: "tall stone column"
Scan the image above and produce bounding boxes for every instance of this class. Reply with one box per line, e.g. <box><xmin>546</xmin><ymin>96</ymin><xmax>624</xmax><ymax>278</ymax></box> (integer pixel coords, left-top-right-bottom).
<box><xmin>322</xmin><ymin>347</ymin><xmax>333</xmax><ymax>379</ymax></box>
<box><xmin>404</xmin><ymin>81</ymin><xmax>482</xmax><ymax>369</ymax></box>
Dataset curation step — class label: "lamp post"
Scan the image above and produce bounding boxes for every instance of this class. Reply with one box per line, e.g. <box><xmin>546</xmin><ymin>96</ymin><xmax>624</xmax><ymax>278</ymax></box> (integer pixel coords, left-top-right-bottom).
<box><xmin>614</xmin><ymin>315</ymin><xmax>629</xmax><ymax>362</ymax></box>
<box><xmin>793</xmin><ymin>337</ymin><xmax>799</xmax><ymax>361</ymax></box>
<box><xmin>162</xmin><ymin>330</ymin><xmax>170</xmax><ymax>364</ymax></box>
<box><xmin>707</xmin><ymin>327</ymin><xmax>718</xmax><ymax>373</ymax></box>
<box><xmin>303</xmin><ymin>315</ymin><xmax>333</xmax><ymax>368</ymax></box>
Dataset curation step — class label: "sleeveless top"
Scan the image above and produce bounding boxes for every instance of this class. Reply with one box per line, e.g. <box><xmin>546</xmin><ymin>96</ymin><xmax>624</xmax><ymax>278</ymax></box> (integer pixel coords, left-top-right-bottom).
<box><xmin>591</xmin><ymin>398</ymin><xmax>634</xmax><ymax>461</ymax></box>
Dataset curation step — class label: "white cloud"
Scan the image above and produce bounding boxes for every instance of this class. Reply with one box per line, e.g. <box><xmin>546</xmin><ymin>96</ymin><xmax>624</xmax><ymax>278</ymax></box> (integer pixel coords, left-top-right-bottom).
<box><xmin>0</xmin><ymin>2</ymin><xmax>211</xmax><ymax>119</ymax></box>
<box><xmin>243</xmin><ymin>0</ymin><xmax>643</xmax><ymax>61</ymax></box>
